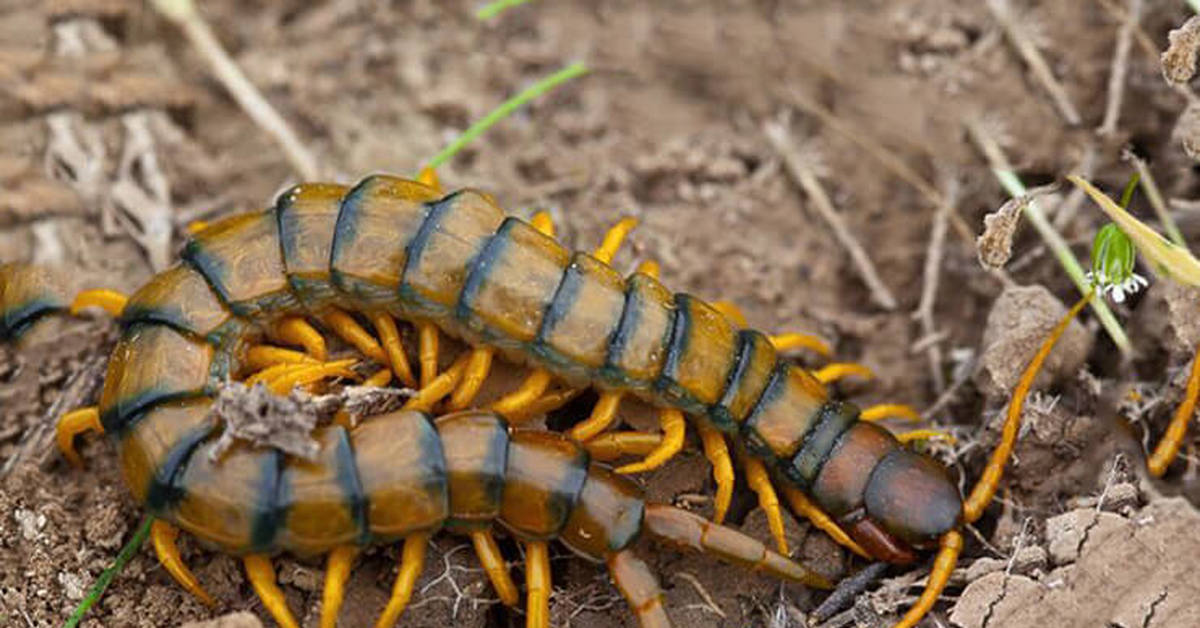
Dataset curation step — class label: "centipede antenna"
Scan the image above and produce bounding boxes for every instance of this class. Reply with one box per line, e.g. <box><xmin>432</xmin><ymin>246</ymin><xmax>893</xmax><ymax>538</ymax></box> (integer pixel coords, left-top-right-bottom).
<box><xmin>1148</xmin><ymin>342</ymin><xmax>1200</xmax><ymax>476</ymax></box>
<box><xmin>963</xmin><ymin>291</ymin><xmax>1092</xmax><ymax>523</ymax></box>
<box><xmin>892</xmin><ymin>530</ymin><xmax>963</xmax><ymax>628</ymax></box>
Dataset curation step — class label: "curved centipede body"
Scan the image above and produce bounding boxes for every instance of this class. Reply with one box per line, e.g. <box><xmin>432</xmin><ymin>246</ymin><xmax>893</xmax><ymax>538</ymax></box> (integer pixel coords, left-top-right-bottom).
<box><xmin>4</xmin><ymin>174</ymin><xmax>984</xmax><ymax>627</ymax></box>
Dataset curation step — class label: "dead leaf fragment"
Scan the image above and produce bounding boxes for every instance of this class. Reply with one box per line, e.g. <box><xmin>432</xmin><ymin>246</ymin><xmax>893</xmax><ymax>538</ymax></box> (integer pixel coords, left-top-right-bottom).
<box><xmin>1162</xmin><ymin>16</ymin><xmax>1200</xmax><ymax>86</ymax></box>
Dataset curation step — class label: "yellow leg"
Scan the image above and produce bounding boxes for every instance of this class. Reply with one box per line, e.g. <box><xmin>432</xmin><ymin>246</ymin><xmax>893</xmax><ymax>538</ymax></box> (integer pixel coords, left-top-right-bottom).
<box><xmin>711</xmin><ymin>301</ymin><xmax>749</xmax><ymax>328</ymax></box>
<box><xmin>245</xmin><ymin>362</ymin><xmax>310</xmax><ymax>386</ymax></box>
<box><xmin>490</xmin><ymin>369</ymin><xmax>553</xmax><ymax>418</ymax></box>
<box><xmin>70</xmin><ymin>288</ymin><xmax>128</xmax><ymax>317</ymax></box>
<box><xmin>813</xmin><ymin>362</ymin><xmax>874</xmax><ymax>384</ymax></box>
<box><xmin>324</xmin><ymin>308</ymin><xmax>387</xmax><ymax>363</ymax></box>
<box><xmin>417</xmin><ymin>166</ymin><xmax>441</xmax><ymax>192</ymax></box>
<box><xmin>372</xmin><ymin>312</ymin><xmax>417</xmax><ymax>387</ymax></box>
<box><xmin>963</xmin><ymin>292</ymin><xmax>1092</xmax><ymax>523</ymax></box>
<box><xmin>896</xmin><ymin>429</ymin><xmax>957</xmax><ymax>445</ymax></box>
<box><xmin>505</xmin><ymin>388</ymin><xmax>581</xmax><ymax>423</ymax></box>
<box><xmin>151</xmin><ymin>520</ymin><xmax>216</xmax><ymax>607</ymax></box>
<box><xmin>266</xmin><ymin>359</ymin><xmax>359</xmax><ymax>394</ymax></box>
<box><xmin>186</xmin><ymin>220</ymin><xmax>209</xmax><ymax>234</ymax></box>
<box><xmin>471</xmin><ymin>530</ymin><xmax>518</xmax><ymax>607</ymax></box>
<box><xmin>447</xmin><ymin>347</ymin><xmax>494</xmax><ymax>411</ymax></box>
<box><xmin>418</xmin><ymin>322</ymin><xmax>439</xmax><ymax>388</ymax></box>
<box><xmin>375</xmin><ymin>534</ymin><xmax>429</xmax><ymax>628</ymax></box>
<box><xmin>524</xmin><ymin>540</ymin><xmax>551</xmax><ymax>628</ymax></box>
<box><xmin>779</xmin><ymin>487</ymin><xmax>870</xmax><ymax>559</ymax></box>
<box><xmin>696</xmin><ymin>422</ymin><xmax>734</xmax><ymax>523</ymax></box>
<box><xmin>615</xmin><ymin>408</ymin><xmax>686</xmax><ymax>474</ymax></box>
<box><xmin>274</xmin><ymin>316</ymin><xmax>327</xmax><ymax>361</ymax></box>
<box><xmin>567</xmin><ymin>390</ymin><xmax>623</xmax><ymax>442</ymax></box>
<box><xmin>594</xmin><ymin>217</ymin><xmax>638</xmax><ymax>264</ymax></box>
<box><xmin>403</xmin><ymin>354</ymin><xmax>470</xmax><ymax>412</ymax></box>
<box><xmin>893</xmin><ymin>530</ymin><xmax>963</xmax><ymax>628</ymax></box>
<box><xmin>769</xmin><ymin>333</ymin><xmax>832</xmax><ymax>358</ymax></box>
<box><xmin>364</xmin><ymin>367</ymin><xmax>393</xmax><ymax>388</ymax></box>
<box><xmin>1149</xmin><ymin>342</ymin><xmax>1200</xmax><ymax>476</ymax></box>
<box><xmin>245</xmin><ymin>345</ymin><xmax>317</xmax><ymax>371</ymax></box>
<box><xmin>859</xmin><ymin>403</ymin><xmax>922</xmax><ymax>423</ymax></box>
<box><xmin>244</xmin><ymin>554</ymin><xmax>300</xmax><ymax>628</ymax></box>
<box><xmin>320</xmin><ymin>546</ymin><xmax>358</xmax><ymax>628</ymax></box>
<box><xmin>56</xmin><ymin>406</ymin><xmax>102</xmax><ymax>469</ymax></box>
<box><xmin>584</xmin><ymin>431</ymin><xmax>663</xmax><ymax>462</ymax></box>
<box><xmin>529</xmin><ymin>211</ymin><xmax>556</xmax><ymax>237</ymax></box>
<box><xmin>743</xmin><ymin>457</ymin><xmax>788</xmax><ymax>555</ymax></box>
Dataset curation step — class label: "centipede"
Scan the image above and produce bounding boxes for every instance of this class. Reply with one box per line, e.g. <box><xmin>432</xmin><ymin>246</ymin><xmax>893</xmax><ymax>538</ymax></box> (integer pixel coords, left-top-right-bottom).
<box><xmin>0</xmin><ymin>169</ymin><xmax>1149</xmax><ymax>627</ymax></box>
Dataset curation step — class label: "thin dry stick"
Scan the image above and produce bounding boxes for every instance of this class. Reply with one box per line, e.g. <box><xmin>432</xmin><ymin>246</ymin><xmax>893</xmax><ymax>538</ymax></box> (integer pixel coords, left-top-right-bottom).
<box><xmin>1125</xmin><ymin>149</ymin><xmax>1187</xmax><ymax>247</ymax></box>
<box><xmin>151</xmin><ymin>0</ymin><xmax>320</xmax><ymax>180</ymax></box>
<box><xmin>675</xmin><ymin>572</ymin><xmax>726</xmax><ymax>619</ymax></box>
<box><xmin>780</xmin><ymin>89</ymin><xmax>977</xmax><ymax>248</ymax></box>
<box><xmin>914</xmin><ymin>177</ymin><xmax>958</xmax><ymax>394</ymax></box>
<box><xmin>986</xmin><ymin>0</ymin><xmax>1082</xmax><ymax>125</ymax></box>
<box><xmin>966</xmin><ymin>120</ymin><xmax>1131</xmax><ymax>357</ymax></box>
<box><xmin>763</xmin><ymin>119</ymin><xmax>898</xmax><ymax>311</ymax></box>
<box><xmin>1099</xmin><ymin>0</ymin><xmax>1142</xmax><ymax>136</ymax></box>
<box><xmin>3</xmin><ymin>355</ymin><xmax>106</xmax><ymax>476</ymax></box>
<box><xmin>1051</xmin><ymin>145</ymin><xmax>1098</xmax><ymax>231</ymax></box>
<box><xmin>1096</xmin><ymin>0</ymin><xmax>1159</xmax><ymax>60</ymax></box>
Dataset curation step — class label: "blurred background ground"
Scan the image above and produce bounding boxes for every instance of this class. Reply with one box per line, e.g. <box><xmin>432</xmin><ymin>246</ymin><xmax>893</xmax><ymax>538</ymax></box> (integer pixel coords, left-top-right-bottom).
<box><xmin>3</xmin><ymin>0</ymin><xmax>1200</xmax><ymax>626</ymax></box>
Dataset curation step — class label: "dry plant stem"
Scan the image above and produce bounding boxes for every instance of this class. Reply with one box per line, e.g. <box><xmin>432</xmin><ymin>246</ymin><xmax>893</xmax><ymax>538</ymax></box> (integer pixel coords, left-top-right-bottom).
<box><xmin>986</xmin><ymin>0</ymin><xmax>1082</xmax><ymax>125</ymax></box>
<box><xmin>1096</xmin><ymin>0</ymin><xmax>1160</xmax><ymax>60</ymax></box>
<box><xmin>780</xmin><ymin>90</ymin><xmax>978</xmax><ymax>249</ymax></box>
<box><xmin>151</xmin><ymin>0</ymin><xmax>320</xmax><ymax>180</ymax></box>
<box><xmin>3</xmin><ymin>355</ymin><xmax>105</xmax><ymax>476</ymax></box>
<box><xmin>1051</xmin><ymin>145</ymin><xmax>1097</xmax><ymax>231</ymax></box>
<box><xmin>1098</xmin><ymin>0</ymin><xmax>1142</xmax><ymax>137</ymax></box>
<box><xmin>966</xmin><ymin>121</ymin><xmax>1131</xmax><ymax>357</ymax></box>
<box><xmin>914</xmin><ymin>178</ymin><xmax>957</xmax><ymax>394</ymax></box>
<box><xmin>763</xmin><ymin>120</ymin><xmax>898</xmax><ymax>311</ymax></box>
<box><xmin>1126</xmin><ymin>150</ymin><xmax>1187</xmax><ymax>247</ymax></box>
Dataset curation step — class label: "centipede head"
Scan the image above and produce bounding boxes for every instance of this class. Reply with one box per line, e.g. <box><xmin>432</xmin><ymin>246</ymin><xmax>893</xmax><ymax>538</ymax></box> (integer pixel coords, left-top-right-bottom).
<box><xmin>851</xmin><ymin>448</ymin><xmax>963</xmax><ymax>563</ymax></box>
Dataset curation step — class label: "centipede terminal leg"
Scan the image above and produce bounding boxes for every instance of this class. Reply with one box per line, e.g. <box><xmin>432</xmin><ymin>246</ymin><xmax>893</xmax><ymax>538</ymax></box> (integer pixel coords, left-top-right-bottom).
<box><xmin>151</xmin><ymin>520</ymin><xmax>216</xmax><ymax>607</ymax></box>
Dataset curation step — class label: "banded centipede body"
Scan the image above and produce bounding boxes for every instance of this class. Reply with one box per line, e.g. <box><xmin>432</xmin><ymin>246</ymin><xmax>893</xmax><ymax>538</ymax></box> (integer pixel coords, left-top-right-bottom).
<box><xmin>2</xmin><ymin>170</ymin><xmax>1054</xmax><ymax>627</ymax></box>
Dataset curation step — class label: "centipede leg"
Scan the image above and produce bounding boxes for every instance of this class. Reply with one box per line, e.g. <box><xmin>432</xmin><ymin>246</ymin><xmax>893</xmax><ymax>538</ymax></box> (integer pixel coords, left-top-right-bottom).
<box><xmin>244</xmin><ymin>345</ymin><xmax>317</xmax><ymax>371</ymax></box>
<box><xmin>641</xmin><ymin>504</ymin><xmax>831</xmax><ymax>588</ymax></box>
<box><xmin>567</xmin><ymin>390</ymin><xmax>622</xmax><ymax>442</ymax></box>
<box><xmin>376</xmin><ymin>533</ymin><xmax>429</xmax><ymax>628</ymax></box>
<box><xmin>490</xmin><ymin>369</ymin><xmax>553</xmax><ymax>418</ymax></box>
<box><xmin>584</xmin><ymin>431</ymin><xmax>663</xmax><ymax>461</ymax></box>
<box><xmin>371</xmin><ymin>312</ymin><xmax>416</xmax><ymax>387</ymax></box>
<box><xmin>594</xmin><ymin>217</ymin><xmax>638</xmax><ymax>264</ymax></box>
<box><xmin>56</xmin><ymin>406</ymin><xmax>102</xmax><ymax>468</ymax></box>
<box><xmin>779</xmin><ymin>486</ymin><xmax>870</xmax><ymax>559</ymax></box>
<box><xmin>504</xmin><ymin>387</ymin><xmax>581</xmax><ymax>423</ymax></box>
<box><xmin>244</xmin><ymin>554</ymin><xmax>300</xmax><ymax>628</ymax></box>
<box><xmin>417</xmin><ymin>166</ymin><xmax>441</xmax><ymax>192</ymax></box>
<box><xmin>743</xmin><ymin>457</ymin><xmax>789</xmax><ymax>555</ymax></box>
<box><xmin>813</xmin><ymin>362</ymin><xmax>874</xmax><ymax>384</ymax></box>
<box><xmin>418</xmin><ymin>321</ymin><xmax>439</xmax><ymax>388</ymax></box>
<box><xmin>69</xmin><ymin>288</ymin><xmax>128</xmax><ymax>317</ymax></box>
<box><xmin>896</xmin><ymin>429</ymin><xmax>956</xmax><ymax>445</ymax></box>
<box><xmin>711</xmin><ymin>300</ymin><xmax>749</xmax><ymax>328</ymax></box>
<box><xmin>274</xmin><ymin>316</ymin><xmax>327</xmax><ymax>361</ymax></box>
<box><xmin>524</xmin><ymin>540</ymin><xmax>552</xmax><ymax>628</ymax></box>
<box><xmin>1148</xmin><ymin>340</ymin><xmax>1200</xmax><ymax>476</ymax></box>
<box><xmin>607</xmin><ymin>550</ymin><xmax>669</xmax><ymax>628</ymax></box>
<box><xmin>403</xmin><ymin>353</ymin><xmax>470</xmax><ymax>412</ymax></box>
<box><xmin>364</xmin><ymin>367</ymin><xmax>393</xmax><ymax>388</ymax></box>
<box><xmin>893</xmin><ymin>530</ymin><xmax>963</xmax><ymax>628</ymax></box>
<box><xmin>447</xmin><ymin>347</ymin><xmax>494</xmax><ymax>410</ymax></box>
<box><xmin>859</xmin><ymin>403</ymin><xmax>922</xmax><ymax>423</ymax></box>
<box><xmin>266</xmin><ymin>359</ymin><xmax>359</xmax><ymax>394</ymax></box>
<box><xmin>471</xmin><ymin>530</ymin><xmax>519</xmax><ymax>606</ymax></box>
<box><xmin>150</xmin><ymin>520</ymin><xmax>216</xmax><ymax>607</ymax></box>
<box><xmin>614</xmin><ymin>408</ymin><xmax>686</xmax><ymax>474</ymax></box>
<box><xmin>324</xmin><ymin>307</ymin><xmax>388</xmax><ymax>363</ymax></box>
<box><xmin>696</xmin><ymin>422</ymin><xmax>734</xmax><ymax>523</ymax></box>
<box><xmin>769</xmin><ymin>332</ymin><xmax>832</xmax><ymax>358</ymax></box>
<box><xmin>320</xmin><ymin>545</ymin><xmax>358</xmax><ymax>628</ymax></box>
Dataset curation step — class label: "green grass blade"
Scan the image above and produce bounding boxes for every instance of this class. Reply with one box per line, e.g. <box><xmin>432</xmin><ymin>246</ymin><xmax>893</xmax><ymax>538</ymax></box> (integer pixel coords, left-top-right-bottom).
<box><xmin>476</xmin><ymin>0</ymin><xmax>532</xmax><ymax>20</ymax></box>
<box><xmin>425</xmin><ymin>61</ymin><xmax>588</xmax><ymax>170</ymax></box>
<box><xmin>63</xmin><ymin>516</ymin><xmax>154</xmax><ymax>628</ymax></box>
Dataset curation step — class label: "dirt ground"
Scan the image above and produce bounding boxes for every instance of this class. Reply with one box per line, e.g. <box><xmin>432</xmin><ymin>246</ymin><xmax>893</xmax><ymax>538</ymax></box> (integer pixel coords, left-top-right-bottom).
<box><xmin>4</xmin><ymin>0</ymin><xmax>1200</xmax><ymax>626</ymax></box>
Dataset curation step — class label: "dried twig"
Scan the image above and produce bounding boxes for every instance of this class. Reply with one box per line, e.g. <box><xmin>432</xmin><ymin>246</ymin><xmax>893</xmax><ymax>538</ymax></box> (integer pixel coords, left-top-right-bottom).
<box><xmin>1098</xmin><ymin>0</ymin><xmax>1142</xmax><ymax>137</ymax></box>
<box><xmin>675</xmin><ymin>572</ymin><xmax>726</xmax><ymax>619</ymax></box>
<box><xmin>966</xmin><ymin>120</ymin><xmax>1131</xmax><ymax>357</ymax></box>
<box><xmin>110</xmin><ymin>112</ymin><xmax>174</xmax><ymax>270</ymax></box>
<box><xmin>1051</xmin><ymin>145</ymin><xmax>1097</xmax><ymax>231</ymax></box>
<box><xmin>986</xmin><ymin>0</ymin><xmax>1082</xmax><ymax>125</ymax></box>
<box><xmin>914</xmin><ymin>177</ymin><xmax>958</xmax><ymax>394</ymax></box>
<box><xmin>151</xmin><ymin>0</ymin><xmax>321</xmax><ymax>180</ymax></box>
<box><xmin>1096</xmin><ymin>0</ymin><xmax>1159</xmax><ymax>61</ymax></box>
<box><xmin>763</xmin><ymin>117</ymin><xmax>898</xmax><ymax>311</ymax></box>
<box><xmin>3</xmin><ymin>355</ymin><xmax>106</xmax><ymax>476</ymax></box>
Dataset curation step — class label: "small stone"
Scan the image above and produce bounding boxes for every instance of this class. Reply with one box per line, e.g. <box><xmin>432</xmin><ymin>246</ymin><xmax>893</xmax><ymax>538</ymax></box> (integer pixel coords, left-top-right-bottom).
<box><xmin>1044</xmin><ymin>509</ymin><xmax>1125</xmax><ymax>565</ymax></box>
<box><xmin>949</xmin><ymin>572</ymin><xmax>1043</xmax><ymax>628</ymax></box>
<box><xmin>178</xmin><ymin>611</ymin><xmax>264</xmax><ymax>628</ymax></box>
